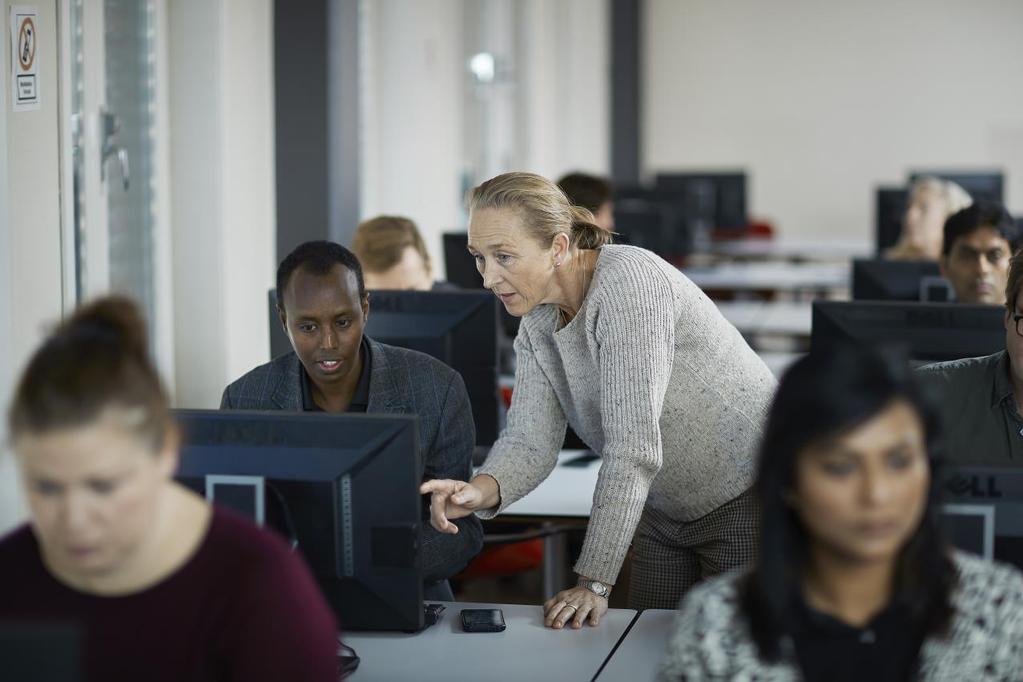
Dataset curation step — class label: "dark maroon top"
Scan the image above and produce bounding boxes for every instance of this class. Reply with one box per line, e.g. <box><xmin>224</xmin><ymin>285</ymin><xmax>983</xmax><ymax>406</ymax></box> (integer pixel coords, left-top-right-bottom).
<box><xmin>0</xmin><ymin>507</ymin><xmax>339</xmax><ymax>682</ymax></box>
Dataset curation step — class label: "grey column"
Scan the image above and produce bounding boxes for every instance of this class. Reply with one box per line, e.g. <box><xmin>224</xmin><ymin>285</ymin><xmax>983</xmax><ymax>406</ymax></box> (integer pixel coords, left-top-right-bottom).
<box><xmin>274</xmin><ymin>0</ymin><xmax>361</xmax><ymax>260</ymax></box>
<box><xmin>610</xmin><ymin>0</ymin><xmax>641</xmax><ymax>185</ymax></box>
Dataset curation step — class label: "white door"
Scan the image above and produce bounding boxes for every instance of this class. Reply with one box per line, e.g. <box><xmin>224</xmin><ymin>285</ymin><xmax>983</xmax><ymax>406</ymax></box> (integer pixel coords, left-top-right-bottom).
<box><xmin>60</xmin><ymin>0</ymin><xmax>173</xmax><ymax>386</ymax></box>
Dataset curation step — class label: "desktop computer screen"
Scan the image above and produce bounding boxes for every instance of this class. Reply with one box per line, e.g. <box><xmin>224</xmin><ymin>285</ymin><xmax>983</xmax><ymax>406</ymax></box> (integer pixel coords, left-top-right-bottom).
<box><xmin>811</xmin><ymin>301</ymin><xmax>1004</xmax><ymax>362</ymax></box>
<box><xmin>364</xmin><ymin>290</ymin><xmax>500</xmax><ymax>446</ymax></box>
<box><xmin>0</xmin><ymin>624</ymin><xmax>80</xmax><ymax>682</ymax></box>
<box><xmin>443</xmin><ymin>231</ymin><xmax>480</xmax><ymax>290</ymax></box>
<box><xmin>874</xmin><ymin>186</ymin><xmax>909</xmax><ymax>255</ymax></box>
<box><xmin>941</xmin><ymin>465</ymin><xmax>1023</xmax><ymax>569</ymax></box>
<box><xmin>653</xmin><ymin>171</ymin><xmax>748</xmax><ymax>233</ymax></box>
<box><xmin>852</xmin><ymin>259</ymin><xmax>942</xmax><ymax>302</ymax></box>
<box><xmin>174</xmin><ymin>409</ymin><xmax>424</xmax><ymax>631</ymax></box>
<box><xmin>612</xmin><ymin>187</ymin><xmax>689</xmax><ymax>261</ymax></box>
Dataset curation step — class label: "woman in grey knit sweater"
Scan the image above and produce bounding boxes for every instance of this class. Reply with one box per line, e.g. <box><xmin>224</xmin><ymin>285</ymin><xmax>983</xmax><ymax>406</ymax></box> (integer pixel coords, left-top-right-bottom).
<box><xmin>421</xmin><ymin>172</ymin><xmax>777</xmax><ymax>628</ymax></box>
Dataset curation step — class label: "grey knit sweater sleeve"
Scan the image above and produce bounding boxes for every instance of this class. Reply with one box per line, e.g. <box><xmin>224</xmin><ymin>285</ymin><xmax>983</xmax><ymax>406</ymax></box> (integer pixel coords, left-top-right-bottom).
<box><xmin>572</xmin><ymin>262</ymin><xmax>672</xmax><ymax>583</ymax></box>
<box><xmin>475</xmin><ymin>320</ymin><xmax>568</xmax><ymax>519</ymax></box>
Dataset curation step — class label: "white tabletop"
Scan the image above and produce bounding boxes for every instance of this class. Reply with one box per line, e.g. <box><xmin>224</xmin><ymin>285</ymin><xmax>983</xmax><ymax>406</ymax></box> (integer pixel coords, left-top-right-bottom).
<box><xmin>596</xmin><ymin>609</ymin><xmax>677</xmax><ymax>680</ymax></box>
<box><xmin>715</xmin><ymin>300</ymin><xmax>812</xmax><ymax>337</ymax></box>
<box><xmin>345</xmin><ymin>601</ymin><xmax>638</xmax><ymax>681</ymax></box>
<box><xmin>682</xmin><ymin>261</ymin><xmax>849</xmax><ymax>292</ymax></box>
<box><xmin>500</xmin><ymin>450</ymin><xmax>599</xmax><ymax>518</ymax></box>
<box><xmin>704</xmin><ymin>238</ymin><xmax>871</xmax><ymax>262</ymax></box>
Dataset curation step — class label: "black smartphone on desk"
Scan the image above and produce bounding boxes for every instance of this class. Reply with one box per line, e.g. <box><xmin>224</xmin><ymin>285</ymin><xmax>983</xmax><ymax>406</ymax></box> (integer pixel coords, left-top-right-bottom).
<box><xmin>461</xmin><ymin>608</ymin><xmax>506</xmax><ymax>633</ymax></box>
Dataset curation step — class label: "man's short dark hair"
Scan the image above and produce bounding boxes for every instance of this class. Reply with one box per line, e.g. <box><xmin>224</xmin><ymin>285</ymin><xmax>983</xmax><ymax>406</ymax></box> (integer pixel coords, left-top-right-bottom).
<box><xmin>557</xmin><ymin>172</ymin><xmax>612</xmax><ymax>214</ymax></box>
<box><xmin>942</xmin><ymin>200</ymin><xmax>1019</xmax><ymax>256</ymax></box>
<box><xmin>276</xmin><ymin>240</ymin><xmax>366</xmax><ymax>311</ymax></box>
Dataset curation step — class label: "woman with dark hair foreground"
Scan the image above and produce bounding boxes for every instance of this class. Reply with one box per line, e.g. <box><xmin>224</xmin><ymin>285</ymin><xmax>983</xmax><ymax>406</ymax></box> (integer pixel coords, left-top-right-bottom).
<box><xmin>0</xmin><ymin>297</ymin><xmax>338</xmax><ymax>682</ymax></box>
<box><xmin>660</xmin><ymin>344</ymin><xmax>1023</xmax><ymax>681</ymax></box>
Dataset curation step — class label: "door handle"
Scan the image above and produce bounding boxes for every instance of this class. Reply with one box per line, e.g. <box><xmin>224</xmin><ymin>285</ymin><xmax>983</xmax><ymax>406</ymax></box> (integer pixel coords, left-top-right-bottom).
<box><xmin>100</xmin><ymin>109</ymin><xmax>130</xmax><ymax>191</ymax></box>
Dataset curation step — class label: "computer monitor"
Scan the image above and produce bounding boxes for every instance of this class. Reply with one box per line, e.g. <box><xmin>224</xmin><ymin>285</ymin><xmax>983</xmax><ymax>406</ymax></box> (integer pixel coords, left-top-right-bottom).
<box><xmin>908</xmin><ymin>170</ymin><xmax>1004</xmax><ymax>203</ymax></box>
<box><xmin>363</xmin><ymin>290</ymin><xmax>500</xmax><ymax>446</ymax></box>
<box><xmin>851</xmin><ymin>259</ymin><xmax>942</xmax><ymax>302</ymax></box>
<box><xmin>442</xmin><ymin>231</ymin><xmax>480</xmax><ymax>290</ymax></box>
<box><xmin>653</xmin><ymin>171</ymin><xmax>748</xmax><ymax>233</ymax></box>
<box><xmin>0</xmin><ymin>624</ymin><xmax>80</xmax><ymax>681</ymax></box>
<box><xmin>174</xmin><ymin>409</ymin><xmax>424</xmax><ymax>631</ymax></box>
<box><xmin>875</xmin><ymin>186</ymin><xmax>908</xmax><ymax>255</ymax></box>
<box><xmin>940</xmin><ymin>465</ymin><xmax>1023</xmax><ymax>569</ymax></box>
<box><xmin>268</xmin><ymin>290</ymin><xmax>290</xmax><ymax>360</ymax></box>
<box><xmin>612</xmin><ymin>188</ymin><xmax>689</xmax><ymax>261</ymax></box>
<box><xmin>810</xmin><ymin>301</ymin><xmax>1005</xmax><ymax>362</ymax></box>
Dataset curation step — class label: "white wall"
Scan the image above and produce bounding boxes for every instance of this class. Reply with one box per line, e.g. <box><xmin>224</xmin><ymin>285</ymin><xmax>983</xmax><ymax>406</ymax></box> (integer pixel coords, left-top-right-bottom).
<box><xmin>360</xmin><ymin>0</ymin><xmax>468</xmax><ymax>275</ymax></box>
<box><xmin>0</xmin><ymin>0</ymin><xmax>64</xmax><ymax>533</ymax></box>
<box><xmin>644</xmin><ymin>0</ymin><xmax>1023</xmax><ymax>242</ymax></box>
<box><xmin>168</xmin><ymin>0</ymin><xmax>276</xmax><ymax>408</ymax></box>
<box><xmin>361</xmin><ymin>0</ymin><xmax>610</xmax><ymax>278</ymax></box>
<box><xmin>518</xmin><ymin>0</ymin><xmax>609</xmax><ymax>181</ymax></box>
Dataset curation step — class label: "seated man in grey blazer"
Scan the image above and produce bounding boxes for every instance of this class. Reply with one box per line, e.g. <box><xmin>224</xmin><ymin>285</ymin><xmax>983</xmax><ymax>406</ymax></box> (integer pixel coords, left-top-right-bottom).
<box><xmin>222</xmin><ymin>240</ymin><xmax>483</xmax><ymax>599</ymax></box>
<box><xmin>916</xmin><ymin>249</ymin><xmax>1023</xmax><ymax>464</ymax></box>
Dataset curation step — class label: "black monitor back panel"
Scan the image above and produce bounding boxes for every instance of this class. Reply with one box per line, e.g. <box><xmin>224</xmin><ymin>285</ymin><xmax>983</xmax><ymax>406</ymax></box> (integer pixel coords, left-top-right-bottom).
<box><xmin>852</xmin><ymin>258</ymin><xmax>941</xmax><ymax>302</ymax></box>
<box><xmin>811</xmin><ymin>301</ymin><xmax>1004</xmax><ymax>363</ymax></box>
<box><xmin>364</xmin><ymin>290</ymin><xmax>500</xmax><ymax>446</ymax></box>
<box><xmin>175</xmin><ymin>409</ymin><xmax>424</xmax><ymax>631</ymax></box>
<box><xmin>875</xmin><ymin>186</ymin><xmax>909</xmax><ymax>255</ymax></box>
<box><xmin>653</xmin><ymin>172</ymin><xmax>748</xmax><ymax>231</ymax></box>
<box><xmin>941</xmin><ymin>466</ymin><xmax>1023</xmax><ymax>569</ymax></box>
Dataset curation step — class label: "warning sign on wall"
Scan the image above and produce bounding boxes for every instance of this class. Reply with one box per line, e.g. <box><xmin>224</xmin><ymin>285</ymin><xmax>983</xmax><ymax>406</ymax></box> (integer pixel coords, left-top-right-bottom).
<box><xmin>9</xmin><ymin>5</ymin><xmax>40</xmax><ymax>112</ymax></box>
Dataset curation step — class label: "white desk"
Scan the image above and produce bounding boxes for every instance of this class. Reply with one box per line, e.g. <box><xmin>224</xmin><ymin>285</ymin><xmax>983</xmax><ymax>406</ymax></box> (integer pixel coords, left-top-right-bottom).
<box><xmin>502</xmin><ymin>450</ymin><xmax>599</xmax><ymax>518</ymax></box>
<box><xmin>704</xmin><ymin>238</ymin><xmax>871</xmax><ymax>263</ymax></box>
<box><xmin>682</xmin><ymin>261</ymin><xmax>849</xmax><ymax>295</ymax></box>
<box><xmin>496</xmin><ymin>450</ymin><xmax>599</xmax><ymax>598</ymax></box>
<box><xmin>345</xmin><ymin>601</ymin><xmax>638</xmax><ymax>682</ymax></box>
<box><xmin>715</xmin><ymin>300</ymin><xmax>813</xmax><ymax>338</ymax></box>
<box><xmin>597</xmin><ymin>609</ymin><xmax>677</xmax><ymax>680</ymax></box>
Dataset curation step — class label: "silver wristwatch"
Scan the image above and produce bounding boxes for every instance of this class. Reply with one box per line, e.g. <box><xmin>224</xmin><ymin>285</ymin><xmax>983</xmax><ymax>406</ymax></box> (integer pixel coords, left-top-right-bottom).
<box><xmin>578</xmin><ymin>578</ymin><xmax>611</xmax><ymax>598</ymax></box>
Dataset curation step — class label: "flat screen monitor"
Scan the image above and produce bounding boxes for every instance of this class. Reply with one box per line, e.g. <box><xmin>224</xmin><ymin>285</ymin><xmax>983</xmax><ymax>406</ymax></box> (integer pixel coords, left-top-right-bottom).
<box><xmin>268</xmin><ymin>289</ymin><xmax>290</xmax><ymax>360</ymax></box>
<box><xmin>875</xmin><ymin>186</ymin><xmax>908</xmax><ymax>255</ymax></box>
<box><xmin>174</xmin><ymin>409</ymin><xmax>424</xmax><ymax>632</ymax></box>
<box><xmin>653</xmin><ymin>172</ymin><xmax>748</xmax><ymax>231</ymax></box>
<box><xmin>443</xmin><ymin>231</ymin><xmax>480</xmax><ymax>290</ymax></box>
<box><xmin>852</xmin><ymin>258</ymin><xmax>942</xmax><ymax>302</ymax></box>
<box><xmin>811</xmin><ymin>301</ymin><xmax>1004</xmax><ymax>362</ymax></box>
<box><xmin>908</xmin><ymin>170</ymin><xmax>1004</xmax><ymax>203</ymax></box>
<box><xmin>940</xmin><ymin>465</ymin><xmax>1023</xmax><ymax>569</ymax></box>
<box><xmin>363</xmin><ymin>290</ymin><xmax>500</xmax><ymax>446</ymax></box>
<box><xmin>612</xmin><ymin>188</ymin><xmax>689</xmax><ymax>261</ymax></box>
<box><xmin>0</xmin><ymin>624</ymin><xmax>80</xmax><ymax>681</ymax></box>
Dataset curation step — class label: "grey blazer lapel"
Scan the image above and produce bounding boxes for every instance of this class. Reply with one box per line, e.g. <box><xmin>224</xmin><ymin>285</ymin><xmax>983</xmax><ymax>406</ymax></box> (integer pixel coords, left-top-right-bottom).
<box><xmin>269</xmin><ymin>354</ymin><xmax>304</xmax><ymax>411</ymax></box>
<box><xmin>365</xmin><ymin>337</ymin><xmax>407</xmax><ymax>414</ymax></box>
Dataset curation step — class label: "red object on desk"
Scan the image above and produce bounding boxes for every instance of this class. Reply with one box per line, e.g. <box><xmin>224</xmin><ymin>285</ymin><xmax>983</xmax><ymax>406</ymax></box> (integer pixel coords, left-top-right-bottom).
<box><xmin>458</xmin><ymin>540</ymin><xmax>544</xmax><ymax>578</ymax></box>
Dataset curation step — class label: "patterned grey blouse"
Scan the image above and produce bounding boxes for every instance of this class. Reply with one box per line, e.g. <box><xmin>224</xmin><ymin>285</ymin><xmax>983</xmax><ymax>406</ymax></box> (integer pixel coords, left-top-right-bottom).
<box><xmin>660</xmin><ymin>552</ymin><xmax>1023</xmax><ymax>681</ymax></box>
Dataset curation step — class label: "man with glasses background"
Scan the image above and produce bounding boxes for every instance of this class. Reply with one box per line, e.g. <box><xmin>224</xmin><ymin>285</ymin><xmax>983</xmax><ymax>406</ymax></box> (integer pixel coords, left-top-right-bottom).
<box><xmin>917</xmin><ymin>249</ymin><xmax>1023</xmax><ymax>463</ymax></box>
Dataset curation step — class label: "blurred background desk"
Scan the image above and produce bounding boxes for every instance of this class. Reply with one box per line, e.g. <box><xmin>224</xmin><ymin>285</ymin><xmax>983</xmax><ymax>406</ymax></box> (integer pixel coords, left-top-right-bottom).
<box><xmin>681</xmin><ymin>261</ymin><xmax>850</xmax><ymax>299</ymax></box>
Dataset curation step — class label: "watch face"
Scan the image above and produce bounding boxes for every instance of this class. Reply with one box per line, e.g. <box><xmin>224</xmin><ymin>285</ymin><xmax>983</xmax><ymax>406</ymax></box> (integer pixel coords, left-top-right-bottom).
<box><xmin>589</xmin><ymin>581</ymin><xmax>608</xmax><ymax>596</ymax></box>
